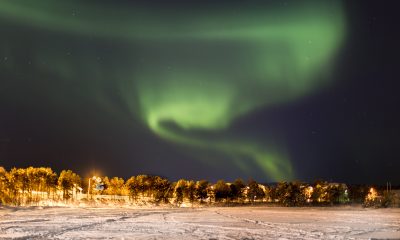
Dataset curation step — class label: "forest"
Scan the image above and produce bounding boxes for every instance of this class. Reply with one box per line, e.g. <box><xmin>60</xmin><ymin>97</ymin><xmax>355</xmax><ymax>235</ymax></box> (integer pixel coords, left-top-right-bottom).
<box><xmin>0</xmin><ymin>166</ymin><xmax>397</xmax><ymax>208</ymax></box>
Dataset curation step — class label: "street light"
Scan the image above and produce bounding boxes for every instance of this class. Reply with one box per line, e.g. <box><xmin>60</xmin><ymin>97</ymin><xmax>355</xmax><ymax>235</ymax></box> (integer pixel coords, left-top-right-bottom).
<box><xmin>87</xmin><ymin>176</ymin><xmax>98</xmax><ymax>199</ymax></box>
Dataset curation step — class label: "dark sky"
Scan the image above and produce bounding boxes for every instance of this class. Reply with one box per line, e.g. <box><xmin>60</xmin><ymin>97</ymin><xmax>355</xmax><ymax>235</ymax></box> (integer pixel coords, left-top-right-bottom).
<box><xmin>0</xmin><ymin>0</ymin><xmax>399</xmax><ymax>184</ymax></box>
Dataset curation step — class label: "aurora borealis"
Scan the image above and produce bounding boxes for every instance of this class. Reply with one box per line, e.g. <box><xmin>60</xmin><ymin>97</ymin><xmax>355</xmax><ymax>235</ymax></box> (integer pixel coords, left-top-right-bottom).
<box><xmin>123</xmin><ymin>1</ymin><xmax>345</xmax><ymax>180</ymax></box>
<box><xmin>1</xmin><ymin>1</ymin><xmax>399</xmax><ymax>184</ymax></box>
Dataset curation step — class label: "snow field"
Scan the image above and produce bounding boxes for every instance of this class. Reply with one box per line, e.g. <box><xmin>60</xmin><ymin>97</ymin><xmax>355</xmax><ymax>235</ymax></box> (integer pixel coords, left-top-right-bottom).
<box><xmin>0</xmin><ymin>206</ymin><xmax>399</xmax><ymax>239</ymax></box>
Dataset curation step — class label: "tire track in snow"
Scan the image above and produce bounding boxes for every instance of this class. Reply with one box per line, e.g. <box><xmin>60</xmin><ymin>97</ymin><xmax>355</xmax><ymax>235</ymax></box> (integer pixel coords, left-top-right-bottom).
<box><xmin>13</xmin><ymin>210</ymin><xmax>167</xmax><ymax>240</ymax></box>
<box><xmin>214</xmin><ymin>210</ymin><xmax>333</xmax><ymax>240</ymax></box>
<box><xmin>162</xmin><ymin>209</ymin><xmax>237</xmax><ymax>240</ymax></box>
<box><xmin>166</xmin><ymin>209</ymin><xmax>269</xmax><ymax>240</ymax></box>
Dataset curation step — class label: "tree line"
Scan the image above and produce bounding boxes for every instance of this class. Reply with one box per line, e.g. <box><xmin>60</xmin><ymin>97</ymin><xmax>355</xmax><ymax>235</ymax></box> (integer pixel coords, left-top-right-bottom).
<box><xmin>0</xmin><ymin>166</ymin><xmax>394</xmax><ymax>207</ymax></box>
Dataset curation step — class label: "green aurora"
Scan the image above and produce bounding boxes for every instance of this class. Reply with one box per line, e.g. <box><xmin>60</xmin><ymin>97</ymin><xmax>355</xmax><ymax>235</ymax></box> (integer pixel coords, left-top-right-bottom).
<box><xmin>0</xmin><ymin>1</ymin><xmax>346</xmax><ymax>181</ymax></box>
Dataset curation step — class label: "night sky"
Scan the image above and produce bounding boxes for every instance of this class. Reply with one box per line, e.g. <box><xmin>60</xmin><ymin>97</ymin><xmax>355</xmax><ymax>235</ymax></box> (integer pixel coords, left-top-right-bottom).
<box><xmin>1</xmin><ymin>0</ymin><xmax>399</xmax><ymax>184</ymax></box>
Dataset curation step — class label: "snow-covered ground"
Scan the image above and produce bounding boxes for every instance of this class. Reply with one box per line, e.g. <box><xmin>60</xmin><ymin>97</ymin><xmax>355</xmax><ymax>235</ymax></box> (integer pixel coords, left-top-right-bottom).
<box><xmin>0</xmin><ymin>206</ymin><xmax>399</xmax><ymax>239</ymax></box>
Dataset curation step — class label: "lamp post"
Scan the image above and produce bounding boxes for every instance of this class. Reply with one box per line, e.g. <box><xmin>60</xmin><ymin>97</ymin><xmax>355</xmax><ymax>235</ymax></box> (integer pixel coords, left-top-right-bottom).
<box><xmin>87</xmin><ymin>177</ymin><xmax>91</xmax><ymax>199</ymax></box>
<box><xmin>87</xmin><ymin>176</ymin><xmax>98</xmax><ymax>199</ymax></box>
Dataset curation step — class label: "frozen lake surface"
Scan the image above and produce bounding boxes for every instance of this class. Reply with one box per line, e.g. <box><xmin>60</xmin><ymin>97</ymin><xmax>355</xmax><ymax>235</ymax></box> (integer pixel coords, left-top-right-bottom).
<box><xmin>0</xmin><ymin>206</ymin><xmax>399</xmax><ymax>239</ymax></box>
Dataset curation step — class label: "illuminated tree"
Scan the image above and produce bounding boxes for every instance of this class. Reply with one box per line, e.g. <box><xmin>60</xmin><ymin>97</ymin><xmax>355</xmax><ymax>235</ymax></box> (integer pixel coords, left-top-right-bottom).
<box><xmin>364</xmin><ymin>187</ymin><xmax>379</xmax><ymax>207</ymax></box>
<box><xmin>289</xmin><ymin>181</ymin><xmax>307</xmax><ymax>206</ymax></box>
<box><xmin>58</xmin><ymin>170</ymin><xmax>81</xmax><ymax>200</ymax></box>
<box><xmin>0</xmin><ymin>167</ymin><xmax>7</xmax><ymax>204</ymax></box>
<box><xmin>273</xmin><ymin>182</ymin><xmax>289</xmax><ymax>205</ymax></box>
<box><xmin>174</xmin><ymin>179</ymin><xmax>187</xmax><ymax>205</ymax></box>
<box><xmin>44</xmin><ymin>169</ymin><xmax>58</xmax><ymax>200</ymax></box>
<box><xmin>136</xmin><ymin>175</ymin><xmax>151</xmax><ymax>197</ymax></box>
<box><xmin>195</xmin><ymin>180</ymin><xmax>209</xmax><ymax>203</ymax></box>
<box><xmin>230</xmin><ymin>178</ymin><xmax>245</xmax><ymax>202</ymax></box>
<box><xmin>311</xmin><ymin>181</ymin><xmax>328</xmax><ymax>203</ymax></box>
<box><xmin>26</xmin><ymin>167</ymin><xmax>55</xmax><ymax>202</ymax></box>
<box><xmin>7</xmin><ymin>168</ymin><xmax>29</xmax><ymax>204</ymax></box>
<box><xmin>126</xmin><ymin>176</ymin><xmax>140</xmax><ymax>201</ymax></box>
<box><xmin>185</xmin><ymin>180</ymin><xmax>196</xmax><ymax>204</ymax></box>
<box><xmin>214</xmin><ymin>180</ymin><xmax>230</xmax><ymax>202</ymax></box>
<box><xmin>326</xmin><ymin>184</ymin><xmax>342</xmax><ymax>204</ymax></box>
<box><xmin>101</xmin><ymin>176</ymin><xmax>125</xmax><ymax>198</ymax></box>
<box><xmin>102</xmin><ymin>176</ymin><xmax>110</xmax><ymax>195</ymax></box>
<box><xmin>152</xmin><ymin>176</ymin><xmax>171</xmax><ymax>203</ymax></box>
<box><xmin>262</xmin><ymin>185</ymin><xmax>272</xmax><ymax>202</ymax></box>
<box><xmin>246</xmin><ymin>179</ymin><xmax>265</xmax><ymax>203</ymax></box>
